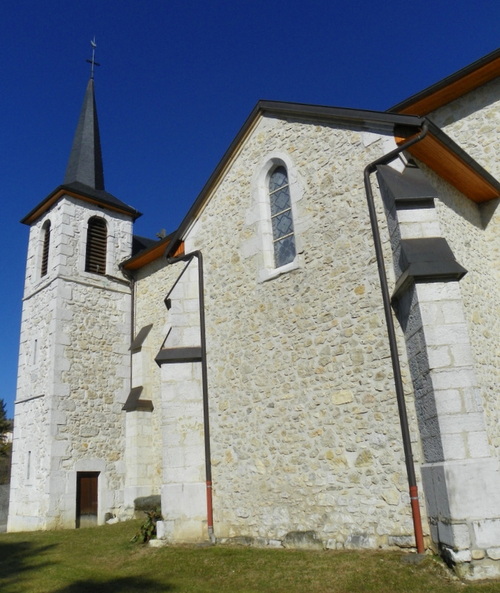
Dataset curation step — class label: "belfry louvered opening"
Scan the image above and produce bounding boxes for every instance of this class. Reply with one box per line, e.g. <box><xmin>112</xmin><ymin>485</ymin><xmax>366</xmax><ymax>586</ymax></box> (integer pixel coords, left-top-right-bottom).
<box><xmin>41</xmin><ymin>220</ymin><xmax>51</xmax><ymax>277</ymax></box>
<box><xmin>85</xmin><ymin>217</ymin><xmax>107</xmax><ymax>275</ymax></box>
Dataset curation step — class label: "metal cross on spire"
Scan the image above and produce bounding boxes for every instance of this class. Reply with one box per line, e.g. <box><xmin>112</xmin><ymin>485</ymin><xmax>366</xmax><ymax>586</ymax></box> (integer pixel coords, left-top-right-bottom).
<box><xmin>86</xmin><ymin>37</ymin><xmax>100</xmax><ymax>79</ymax></box>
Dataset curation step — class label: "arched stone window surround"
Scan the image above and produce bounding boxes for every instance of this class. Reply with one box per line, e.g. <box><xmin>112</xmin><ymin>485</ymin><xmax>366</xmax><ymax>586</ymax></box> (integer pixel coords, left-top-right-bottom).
<box><xmin>85</xmin><ymin>215</ymin><xmax>108</xmax><ymax>275</ymax></box>
<box><xmin>269</xmin><ymin>164</ymin><xmax>296</xmax><ymax>268</ymax></box>
<box><xmin>249</xmin><ymin>152</ymin><xmax>304</xmax><ymax>282</ymax></box>
<box><xmin>77</xmin><ymin>206</ymin><xmax>128</xmax><ymax>279</ymax></box>
<box><xmin>40</xmin><ymin>219</ymin><xmax>51</xmax><ymax>278</ymax></box>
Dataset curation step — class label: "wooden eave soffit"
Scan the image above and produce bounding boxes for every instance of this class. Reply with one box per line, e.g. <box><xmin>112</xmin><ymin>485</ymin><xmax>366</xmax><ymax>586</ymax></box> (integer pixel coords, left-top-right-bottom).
<box><xmin>395</xmin><ymin>132</ymin><xmax>500</xmax><ymax>203</ymax></box>
<box><xmin>123</xmin><ymin>240</ymin><xmax>185</xmax><ymax>271</ymax></box>
<box><xmin>395</xmin><ymin>55</ymin><xmax>500</xmax><ymax>116</ymax></box>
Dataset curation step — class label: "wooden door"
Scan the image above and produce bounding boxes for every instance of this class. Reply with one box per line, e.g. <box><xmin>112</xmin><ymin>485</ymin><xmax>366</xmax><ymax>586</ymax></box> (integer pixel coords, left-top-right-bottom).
<box><xmin>76</xmin><ymin>472</ymin><xmax>99</xmax><ymax>527</ymax></box>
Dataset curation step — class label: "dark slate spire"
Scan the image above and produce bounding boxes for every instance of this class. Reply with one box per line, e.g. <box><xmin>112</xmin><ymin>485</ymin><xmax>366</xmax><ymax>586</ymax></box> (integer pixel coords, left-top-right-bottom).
<box><xmin>21</xmin><ymin>59</ymin><xmax>142</xmax><ymax>225</ymax></box>
<box><xmin>64</xmin><ymin>78</ymin><xmax>105</xmax><ymax>190</ymax></box>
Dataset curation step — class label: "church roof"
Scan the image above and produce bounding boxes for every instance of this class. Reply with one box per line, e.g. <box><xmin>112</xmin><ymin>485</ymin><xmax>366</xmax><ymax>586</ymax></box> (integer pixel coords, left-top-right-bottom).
<box><xmin>159</xmin><ymin>104</ymin><xmax>422</xmax><ymax>259</ymax></box>
<box><xmin>107</xmin><ymin>50</ymin><xmax>500</xmax><ymax>270</ymax></box>
<box><xmin>21</xmin><ymin>182</ymin><xmax>141</xmax><ymax>225</ymax></box>
<box><xmin>22</xmin><ymin>78</ymin><xmax>140</xmax><ymax>225</ymax></box>
<box><xmin>122</xmin><ymin>232</ymin><xmax>183</xmax><ymax>271</ymax></box>
<box><xmin>162</xmin><ymin>98</ymin><xmax>500</xmax><ymax>260</ymax></box>
<box><xmin>388</xmin><ymin>47</ymin><xmax>500</xmax><ymax>115</ymax></box>
<box><xmin>64</xmin><ymin>78</ymin><xmax>105</xmax><ymax>189</ymax></box>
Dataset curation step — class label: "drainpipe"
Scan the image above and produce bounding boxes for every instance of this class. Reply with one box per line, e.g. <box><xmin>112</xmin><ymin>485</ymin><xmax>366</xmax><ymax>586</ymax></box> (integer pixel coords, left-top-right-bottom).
<box><xmin>120</xmin><ymin>265</ymin><xmax>136</xmax><ymax>388</ymax></box>
<box><xmin>166</xmin><ymin>251</ymin><xmax>214</xmax><ymax>542</ymax></box>
<box><xmin>363</xmin><ymin>121</ymin><xmax>428</xmax><ymax>555</ymax></box>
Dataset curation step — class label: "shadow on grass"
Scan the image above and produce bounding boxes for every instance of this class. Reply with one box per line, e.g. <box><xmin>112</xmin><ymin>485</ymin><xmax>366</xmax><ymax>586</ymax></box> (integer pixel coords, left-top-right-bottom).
<box><xmin>53</xmin><ymin>576</ymin><xmax>175</xmax><ymax>592</ymax></box>
<box><xmin>0</xmin><ymin>540</ymin><xmax>56</xmax><ymax>590</ymax></box>
<box><xmin>0</xmin><ymin>540</ymin><xmax>175</xmax><ymax>593</ymax></box>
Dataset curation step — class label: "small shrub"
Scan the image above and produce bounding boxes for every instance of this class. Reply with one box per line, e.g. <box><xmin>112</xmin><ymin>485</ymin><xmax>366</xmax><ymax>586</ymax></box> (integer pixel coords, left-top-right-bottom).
<box><xmin>131</xmin><ymin>508</ymin><xmax>163</xmax><ymax>543</ymax></box>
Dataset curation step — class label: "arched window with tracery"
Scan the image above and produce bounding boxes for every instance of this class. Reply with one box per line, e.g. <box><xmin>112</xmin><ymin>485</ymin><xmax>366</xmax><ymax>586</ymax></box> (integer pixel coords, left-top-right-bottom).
<box><xmin>40</xmin><ymin>220</ymin><xmax>51</xmax><ymax>277</ymax></box>
<box><xmin>269</xmin><ymin>165</ymin><xmax>296</xmax><ymax>268</ymax></box>
<box><xmin>85</xmin><ymin>216</ymin><xmax>107</xmax><ymax>275</ymax></box>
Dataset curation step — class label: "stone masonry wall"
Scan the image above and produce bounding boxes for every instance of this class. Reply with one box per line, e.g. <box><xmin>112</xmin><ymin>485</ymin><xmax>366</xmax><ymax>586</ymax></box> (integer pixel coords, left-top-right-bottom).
<box><xmin>53</xmin><ymin>197</ymin><xmax>133</xmax><ymax>520</ymax></box>
<box><xmin>422</xmin><ymin>85</ymin><xmax>500</xmax><ymax>457</ymax></box>
<box><xmin>58</xmin><ymin>279</ymin><xmax>131</xmax><ymax>512</ymax></box>
<box><xmin>430</xmin><ymin>77</ymin><xmax>500</xmax><ymax>179</ymax></box>
<box><xmin>9</xmin><ymin>395</ymin><xmax>52</xmax><ymax>531</ymax></box>
<box><xmin>158</xmin><ymin>115</ymin><xmax>426</xmax><ymax>548</ymax></box>
<box><xmin>423</xmin><ymin>176</ymin><xmax>500</xmax><ymax>458</ymax></box>
<box><xmin>10</xmin><ymin>195</ymin><xmax>133</xmax><ymax>529</ymax></box>
<box><xmin>9</xmin><ymin>235</ymin><xmax>58</xmax><ymax>530</ymax></box>
<box><xmin>133</xmin><ymin>259</ymin><xmax>184</xmax><ymax>497</ymax></box>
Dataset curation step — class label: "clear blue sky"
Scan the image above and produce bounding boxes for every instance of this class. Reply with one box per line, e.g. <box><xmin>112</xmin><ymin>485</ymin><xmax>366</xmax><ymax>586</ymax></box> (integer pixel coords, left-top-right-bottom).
<box><xmin>1</xmin><ymin>0</ymin><xmax>498</xmax><ymax>418</ymax></box>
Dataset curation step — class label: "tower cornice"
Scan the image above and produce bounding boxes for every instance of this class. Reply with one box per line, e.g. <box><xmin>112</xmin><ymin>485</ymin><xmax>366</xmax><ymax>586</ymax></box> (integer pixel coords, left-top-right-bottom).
<box><xmin>21</xmin><ymin>182</ymin><xmax>141</xmax><ymax>225</ymax></box>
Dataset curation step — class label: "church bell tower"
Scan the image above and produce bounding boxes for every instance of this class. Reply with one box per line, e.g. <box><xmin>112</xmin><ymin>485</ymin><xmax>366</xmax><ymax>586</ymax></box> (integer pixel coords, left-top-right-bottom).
<box><xmin>8</xmin><ymin>52</ymin><xmax>141</xmax><ymax>531</ymax></box>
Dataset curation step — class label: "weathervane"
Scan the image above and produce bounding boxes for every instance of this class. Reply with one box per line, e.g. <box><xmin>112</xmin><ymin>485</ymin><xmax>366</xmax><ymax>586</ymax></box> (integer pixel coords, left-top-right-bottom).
<box><xmin>86</xmin><ymin>37</ymin><xmax>100</xmax><ymax>79</ymax></box>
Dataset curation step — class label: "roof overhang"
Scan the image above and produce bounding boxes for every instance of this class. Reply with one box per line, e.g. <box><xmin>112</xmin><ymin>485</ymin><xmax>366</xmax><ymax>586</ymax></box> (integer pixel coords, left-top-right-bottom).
<box><xmin>257</xmin><ymin>101</ymin><xmax>424</xmax><ymax>133</ymax></box>
<box><xmin>163</xmin><ymin>102</ymin><xmax>425</xmax><ymax>258</ymax></box>
<box><xmin>389</xmin><ymin>48</ymin><xmax>500</xmax><ymax>115</ymax></box>
<box><xmin>122</xmin><ymin>235</ymin><xmax>184</xmax><ymax>271</ymax></box>
<box><xmin>21</xmin><ymin>183</ymin><xmax>141</xmax><ymax>226</ymax></box>
<box><xmin>395</xmin><ymin>121</ymin><xmax>500</xmax><ymax>202</ymax></box>
<box><xmin>162</xmin><ymin>99</ymin><xmax>500</xmax><ymax>259</ymax></box>
<box><xmin>101</xmin><ymin>77</ymin><xmax>500</xmax><ymax>273</ymax></box>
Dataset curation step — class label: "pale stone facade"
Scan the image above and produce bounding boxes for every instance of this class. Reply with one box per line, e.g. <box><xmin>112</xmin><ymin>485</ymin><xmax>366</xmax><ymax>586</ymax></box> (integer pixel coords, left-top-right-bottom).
<box><xmin>9</xmin><ymin>196</ymin><xmax>133</xmax><ymax>530</ymax></box>
<box><xmin>9</xmin><ymin>51</ymin><xmax>500</xmax><ymax>579</ymax></box>
<box><xmin>172</xmin><ymin>122</ymin><xmax>420</xmax><ymax>547</ymax></box>
<box><xmin>427</xmin><ymin>81</ymin><xmax>500</xmax><ymax>463</ymax></box>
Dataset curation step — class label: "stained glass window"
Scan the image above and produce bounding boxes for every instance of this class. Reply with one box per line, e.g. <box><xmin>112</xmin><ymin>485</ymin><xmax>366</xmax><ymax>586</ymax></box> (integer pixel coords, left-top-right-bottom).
<box><xmin>269</xmin><ymin>166</ymin><xmax>296</xmax><ymax>268</ymax></box>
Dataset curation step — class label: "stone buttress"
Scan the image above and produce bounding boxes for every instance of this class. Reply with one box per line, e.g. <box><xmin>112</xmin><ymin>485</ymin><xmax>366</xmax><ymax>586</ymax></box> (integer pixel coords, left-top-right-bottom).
<box><xmin>378</xmin><ymin>162</ymin><xmax>500</xmax><ymax>579</ymax></box>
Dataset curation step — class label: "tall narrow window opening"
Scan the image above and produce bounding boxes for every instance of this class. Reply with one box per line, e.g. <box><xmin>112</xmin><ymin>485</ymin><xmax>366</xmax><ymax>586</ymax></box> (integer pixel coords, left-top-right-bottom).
<box><xmin>269</xmin><ymin>166</ymin><xmax>296</xmax><ymax>268</ymax></box>
<box><xmin>41</xmin><ymin>220</ymin><xmax>51</xmax><ymax>277</ymax></box>
<box><xmin>85</xmin><ymin>217</ymin><xmax>107</xmax><ymax>275</ymax></box>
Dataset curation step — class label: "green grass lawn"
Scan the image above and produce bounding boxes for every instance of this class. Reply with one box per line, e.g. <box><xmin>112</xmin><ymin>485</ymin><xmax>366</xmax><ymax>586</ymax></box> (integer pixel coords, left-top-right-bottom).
<box><xmin>1</xmin><ymin>520</ymin><xmax>499</xmax><ymax>593</ymax></box>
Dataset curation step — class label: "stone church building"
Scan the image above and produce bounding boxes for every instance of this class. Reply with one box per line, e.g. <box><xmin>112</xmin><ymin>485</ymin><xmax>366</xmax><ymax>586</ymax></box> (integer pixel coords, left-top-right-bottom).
<box><xmin>8</xmin><ymin>49</ymin><xmax>500</xmax><ymax>578</ymax></box>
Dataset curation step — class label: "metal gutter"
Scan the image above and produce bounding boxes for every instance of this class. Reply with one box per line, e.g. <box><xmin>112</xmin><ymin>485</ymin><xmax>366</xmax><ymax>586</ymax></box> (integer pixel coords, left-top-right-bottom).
<box><xmin>364</xmin><ymin>122</ymin><xmax>429</xmax><ymax>554</ymax></box>
<box><xmin>258</xmin><ymin>101</ymin><xmax>424</xmax><ymax>131</ymax></box>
